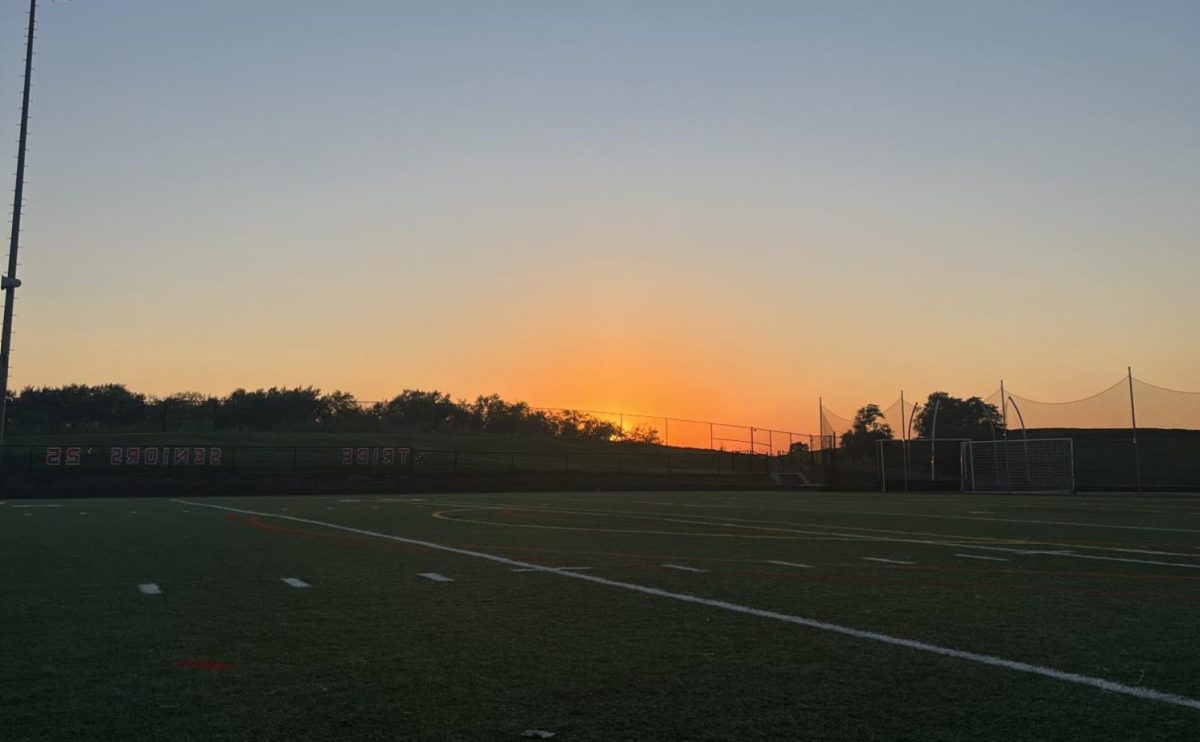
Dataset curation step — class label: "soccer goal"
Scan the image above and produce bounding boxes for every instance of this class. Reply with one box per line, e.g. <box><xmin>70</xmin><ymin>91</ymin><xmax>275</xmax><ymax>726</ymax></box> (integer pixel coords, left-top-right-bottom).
<box><xmin>961</xmin><ymin>438</ymin><xmax>1075</xmax><ymax>493</ymax></box>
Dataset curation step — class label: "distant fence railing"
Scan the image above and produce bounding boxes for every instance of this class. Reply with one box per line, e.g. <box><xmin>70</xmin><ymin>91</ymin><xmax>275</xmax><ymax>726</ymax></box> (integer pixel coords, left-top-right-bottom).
<box><xmin>522</xmin><ymin>407</ymin><xmax>823</xmax><ymax>454</ymax></box>
<box><xmin>0</xmin><ymin>444</ymin><xmax>785</xmax><ymax>479</ymax></box>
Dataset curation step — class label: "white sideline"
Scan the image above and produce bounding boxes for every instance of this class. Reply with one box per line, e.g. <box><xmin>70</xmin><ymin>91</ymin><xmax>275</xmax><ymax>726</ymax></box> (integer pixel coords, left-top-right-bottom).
<box><xmin>662</xmin><ymin>564</ymin><xmax>707</xmax><ymax>572</ymax></box>
<box><xmin>420</xmin><ymin>573</ymin><xmax>454</xmax><ymax>583</ymax></box>
<box><xmin>137</xmin><ymin>583</ymin><xmax>162</xmax><ymax>595</ymax></box>
<box><xmin>172</xmin><ymin>499</ymin><xmax>1200</xmax><ymax>712</ymax></box>
<box><xmin>512</xmin><ymin>567</ymin><xmax>591</xmax><ymax>572</ymax></box>
<box><xmin>282</xmin><ymin>577</ymin><xmax>311</xmax><ymax>588</ymax></box>
<box><xmin>955</xmin><ymin>554</ymin><xmax>1009</xmax><ymax>562</ymax></box>
<box><xmin>766</xmin><ymin>560</ymin><xmax>813</xmax><ymax>569</ymax></box>
<box><xmin>12</xmin><ymin>503</ymin><xmax>63</xmax><ymax>508</ymax></box>
<box><xmin>862</xmin><ymin>557</ymin><xmax>915</xmax><ymax>565</ymax></box>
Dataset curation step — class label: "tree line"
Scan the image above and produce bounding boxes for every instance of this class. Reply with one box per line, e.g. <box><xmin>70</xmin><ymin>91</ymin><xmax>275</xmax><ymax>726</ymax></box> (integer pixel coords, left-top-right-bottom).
<box><xmin>839</xmin><ymin>392</ymin><xmax>1005</xmax><ymax>456</ymax></box>
<box><xmin>2</xmin><ymin>384</ymin><xmax>663</xmax><ymax>442</ymax></box>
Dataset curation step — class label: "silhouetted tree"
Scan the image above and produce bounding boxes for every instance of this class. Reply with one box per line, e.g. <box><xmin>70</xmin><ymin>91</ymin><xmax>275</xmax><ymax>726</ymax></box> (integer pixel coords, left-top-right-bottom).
<box><xmin>912</xmin><ymin>392</ymin><xmax>1003</xmax><ymax>440</ymax></box>
<box><xmin>840</xmin><ymin>404</ymin><xmax>894</xmax><ymax>457</ymax></box>
<box><xmin>622</xmin><ymin>423</ymin><xmax>662</xmax><ymax>444</ymax></box>
<box><xmin>10</xmin><ymin>384</ymin><xmax>149</xmax><ymax>432</ymax></box>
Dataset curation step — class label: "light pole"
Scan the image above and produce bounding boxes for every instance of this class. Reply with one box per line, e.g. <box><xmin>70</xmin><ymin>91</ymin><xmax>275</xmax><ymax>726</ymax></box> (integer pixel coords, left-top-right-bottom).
<box><xmin>0</xmin><ymin>0</ymin><xmax>38</xmax><ymax>451</ymax></box>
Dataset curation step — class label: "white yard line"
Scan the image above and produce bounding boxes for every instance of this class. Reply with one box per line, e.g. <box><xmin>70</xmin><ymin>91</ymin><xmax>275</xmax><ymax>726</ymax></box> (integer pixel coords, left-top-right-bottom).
<box><xmin>419</xmin><ymin>572</ymin><xmax>454</xmax><ymax>583</ymax></box>
<box><xmin>431</xmin><ymin>502</ymin><xmax>1200</xmax><ymax>561</ymax></box>
<box><xmin>281</xmin><ymin>577</ymin><xmax>311</xmax><ymax>588</ymax></box>
<box><xmin>661</xmin><ymin>564</ymin><xmax>707</xmax><ymax>572</ymax></box>
<box><xmin>765</xmin><ymin>560</ymin><xmax>813</xmax><ymax>569</ymax></box>
<box><xmin>137</xmin><ymin>583</ymin><xmax>162</xmax><ymax>595</ymax></box>
<box><xmin>171</xmin><ymin>499</ymin><xmax>1200</xmax><ymax>712</ymax></box>
<box><xmin>12</xmin><ymin>503</ymin><xmax>63</xmax><ymax>508</ymax></box>
<box><xmin>806</xmin><ymin>508</ymin><xmax>1200</xmax><ymax>535</ymax></box>
<box><xmin>862</xmin><ymin>557</ymin><xmax>916</xmax><ymax>565</ymax></box>
<box><xmin>659</xmin><ymin>516</ymin><xmax>1200</xmax><ymax>567</ymax></box>
<box><xmin>512</xmin><ymin>567</ymin><xmax>592</xmax><ymax>572</ymax></box>
<box><xmin>955</xmin><ymin>554</ymin><xmax>1010</xmax><ymax>562</ymax></box>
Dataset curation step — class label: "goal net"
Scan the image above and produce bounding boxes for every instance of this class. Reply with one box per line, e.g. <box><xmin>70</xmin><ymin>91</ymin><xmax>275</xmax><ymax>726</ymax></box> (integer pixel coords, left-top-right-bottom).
<box><xmin>961</xmin><ymin>438</ymin><xmax>1074</xmax><ymax>493</ymax></box>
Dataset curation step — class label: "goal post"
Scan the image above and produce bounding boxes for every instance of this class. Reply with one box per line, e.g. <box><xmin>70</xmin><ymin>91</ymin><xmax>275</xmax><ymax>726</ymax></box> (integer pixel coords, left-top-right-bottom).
<box><xmin>961</xmin><ymin>438</ymin><xmax>1075</xmax><ymax>493</ymax></box>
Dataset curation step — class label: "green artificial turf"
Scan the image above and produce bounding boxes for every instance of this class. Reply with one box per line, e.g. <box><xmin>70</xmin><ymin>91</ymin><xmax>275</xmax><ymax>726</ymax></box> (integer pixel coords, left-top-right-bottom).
<box><xmin>2</xmin><ymin>490</ymin><xmax>1199</xmax><ymax>740</ymax></box>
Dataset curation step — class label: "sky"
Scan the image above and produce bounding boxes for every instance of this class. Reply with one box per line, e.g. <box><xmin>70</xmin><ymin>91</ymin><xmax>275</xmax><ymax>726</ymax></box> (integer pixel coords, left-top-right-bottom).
<box><xmin>1</xmin><ymin>0</ymin><xmax>1197</xmax><ymax>433</ymax></box>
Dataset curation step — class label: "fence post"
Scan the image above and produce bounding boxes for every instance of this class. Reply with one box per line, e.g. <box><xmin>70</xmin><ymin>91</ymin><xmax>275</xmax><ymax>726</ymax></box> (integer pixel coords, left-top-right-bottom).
<box><xmin>665</xmin><ymin>417</ymin><xmax>670</xmax><ymax>447</ymax></box>
<box><xmin>878</xmin><ymin>439</ymin><xmax>887</xmax><ymax>493</ymax></box>
<box><xmin>709</xmin><ymin>422</ymin><xmax>714</xmax><ymax>450</ymax></box>
<box><xmin>1128</xmin><ymin>367</ymin><xmax>1143</xmax><ymax>494</ymax></box>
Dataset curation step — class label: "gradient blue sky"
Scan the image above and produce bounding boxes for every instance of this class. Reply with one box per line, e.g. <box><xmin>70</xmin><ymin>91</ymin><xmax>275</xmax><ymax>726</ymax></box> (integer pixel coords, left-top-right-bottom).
<box><xmin>1</xmin><ymin>1</ymin><xmax>1197</xmax><ymax>430</ymax></box>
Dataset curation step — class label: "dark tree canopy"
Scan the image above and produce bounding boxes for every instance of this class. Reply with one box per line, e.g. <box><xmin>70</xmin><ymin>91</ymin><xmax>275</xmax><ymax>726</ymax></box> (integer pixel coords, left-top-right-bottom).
<box><xmin>840</xmin><ymin>403</ymin><xmax>894</xmax><ymax>456</ymax></box>
<box><xmin>3</xmin><ymin>384</ymin><xmax>655</xmax><ymax>444</ymax></box>
<box><xmin>912</xmin><ymin>392</ymin><xmax>1004</xmax><ymax>440</ymax></box>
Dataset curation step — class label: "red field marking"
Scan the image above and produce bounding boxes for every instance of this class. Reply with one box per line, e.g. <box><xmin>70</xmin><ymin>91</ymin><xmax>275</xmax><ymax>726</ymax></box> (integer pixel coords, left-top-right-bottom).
<box><xmin>172</xmin><ymin>658</ymin><xmax>236</xmax><ymax>672</ymax></box>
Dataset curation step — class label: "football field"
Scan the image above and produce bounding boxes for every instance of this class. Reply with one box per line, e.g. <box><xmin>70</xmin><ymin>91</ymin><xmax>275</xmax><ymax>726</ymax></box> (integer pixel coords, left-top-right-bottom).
<box><xmin>3</xmin><ymin>490</ymin><xmax>1200</xmax><ymax>741</ymax></box>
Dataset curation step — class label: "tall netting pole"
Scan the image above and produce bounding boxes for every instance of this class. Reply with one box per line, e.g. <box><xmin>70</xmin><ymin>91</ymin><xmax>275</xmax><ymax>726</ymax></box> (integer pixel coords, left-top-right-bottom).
<box><xmin>900</xmin><ymin>390</ymin><xmax>908</xmax><ymax>492</ymax></box>
<box><xmin>1000</xmin><ymin>380</ymin><xmax>1007</xmax><ymax>437</ymax></box>
<box><xmin>0</xmin><ymin>0</ymin><xmax>38</xmax><ymax>453</ymax></box>
<box><xmin>1128</xmin><ymin>366</ymin><xmax>1143</xmax><ymax>495</ymax></box>
<box><xmin>929</xmin><ymin>397</ymin><xmax>941</xmax><ymax>482</ymax></box>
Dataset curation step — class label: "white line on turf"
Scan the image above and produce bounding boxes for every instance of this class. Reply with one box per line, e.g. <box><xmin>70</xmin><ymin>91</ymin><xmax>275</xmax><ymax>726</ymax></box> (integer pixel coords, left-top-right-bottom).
<box><xmin>281</xmin><ymin>577</ymin><xmax>311</xmax><ymax>588</ymax></box>
<box><xmin>661</xmin><ymin>564</ymin><xmax>707</xmax><ymax>572</ymax></box>
<box><xmin>766</xmin><ymin>560</ymin><xmax>813</xmax><ymax>569</ymax></box>
<box><xmin>955</xmin><ymin>554</ymin><xmax>1009</xmax><ymax>562</ymax></box>
<box><xmin>806</xmin><ymin>508</ymin><xmax>1200</xmax><ymax>535</ymax></box>
<box><xmin>12</xmin><ymin>503</ymin><xmax>63</xmax><ymax>508</ymax></box>
<box><xmin>862</xmin><ymin>557</ymin><xmax>915</xmax><ymax>565</ymax></box>
<box><xmin>170</xmin><ymin>499</ymin><xmax>1200</xmax><ymax>712</ymax></box>
<box><xmin>137</xmin><ymin>583</ymin><xmax>162</xmax><ymax>595</ymax></box>
<box><xmin>420</xmin><ymin>572</ymin><xmax>454</xmax><ymax>582</ymax></box>
<box><xmin>512</xmin><ymin>567</ymin><xmax>592</xmax><ymax>572</ymax></box>
<box><xmin>657</xmin><ymin>516</ymin><xmax>1200</xmax><ymax>568</ymax></box>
